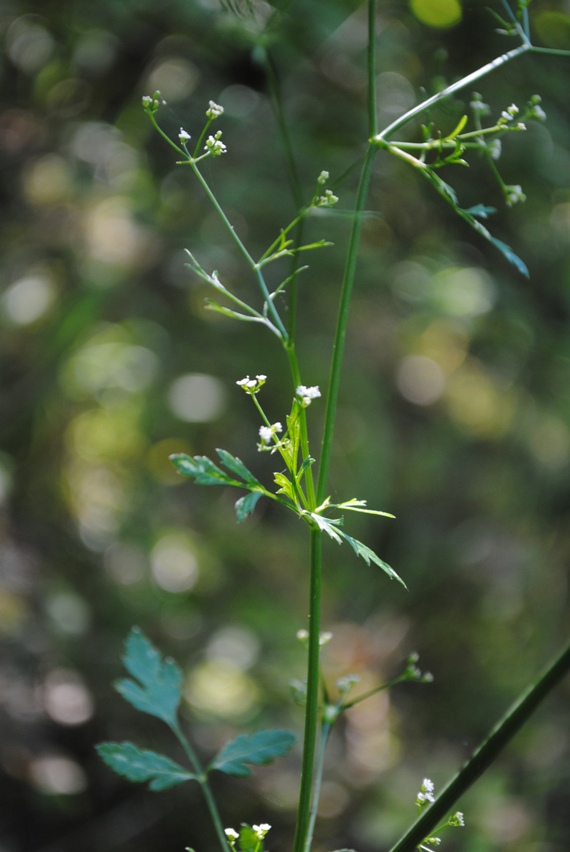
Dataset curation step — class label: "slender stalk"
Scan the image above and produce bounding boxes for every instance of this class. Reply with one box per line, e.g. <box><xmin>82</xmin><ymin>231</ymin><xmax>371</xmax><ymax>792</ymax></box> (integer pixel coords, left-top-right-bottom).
<box><xmin>305</xmin><ymin>720</ymin><xmax>333</xmax><ymax>851</ymax></box>
<box><xmin>172</xmin><ymin>724</ymin><xmax>231</xmax><ymax>852</ymax></box>
<box><xmin>292</xmin><ymin>528</ymin><xmax>323</xmax><ymax>852</ymax></box>
<box><xmin>376</xmin><ymin>43</ymin><xmax>531</xmax><ymax>142</ymax></box>
<box><xmin>388</xmin><ymin>637</ymin><xmax>570</xmax><ymax>852</ymax></box>
<box><xmin>316</xmin><ymin>142</ymin><xmax>377</xmax><ymax>504</ymax></box>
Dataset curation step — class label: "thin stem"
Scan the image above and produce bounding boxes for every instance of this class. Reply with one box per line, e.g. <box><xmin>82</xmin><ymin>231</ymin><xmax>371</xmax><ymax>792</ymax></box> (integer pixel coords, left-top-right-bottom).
<box><xmin>388</xmin><ymin>637</ymin><xmax>570</xmax><ymax>852</ymax></box>
<box><xmin>376</xmin><ymin>43</ymin><xmax>530</xmax><ymax>142</ymax></box>
<box><xmin>316</xmin><ymin>142</ymin><xmax>377</xmax><ymax>504</ymax></box>
<box><xmin>305</xmin><ymin>720</ymin><xmax>333</xmax><ymax>851</ymax></box>
<box><xmin>172</xmin><ymin>724</ymin><xmax>231</xmax><ymax>852</ymax></box>
<box><xmin>292</xmin><ymin>528</ymin><xmax>323</xmax><ymax>852</ymax></box>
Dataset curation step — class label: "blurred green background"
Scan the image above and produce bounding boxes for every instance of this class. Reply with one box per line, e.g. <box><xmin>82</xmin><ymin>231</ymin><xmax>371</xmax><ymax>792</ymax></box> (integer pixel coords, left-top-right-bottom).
<box><xmin>1</xmin><ymin>0</ymin><xmax>570</xmax><ymax>850</ymax></box>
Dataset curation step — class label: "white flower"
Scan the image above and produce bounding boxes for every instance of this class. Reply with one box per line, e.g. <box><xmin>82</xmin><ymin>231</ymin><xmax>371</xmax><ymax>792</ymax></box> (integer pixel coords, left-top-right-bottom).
<box><xmin>179</xmin><ymin>128</ymin><xmax>191</xmax><ymax>143</ymax></box>
<box><xmin>501</xmin><ymin>103</ymin><xmax>519</xmax><ymax>120</ymax></box>
<box><xmin>317</xmin><ymin>189</ymin><xmax>339</xmax><ymax>207</ymax></box>
<box><xmin>225</xmin><ymin>827</ymin><xmax>239</xmax><ymax>839</ymax></box>
<box><xmin>253</xmin><ymin>824</ymin><xmax>271</xmax><ymax>838</ymax></box>
<box><xmin>489</xmin><ymin>138</ymin><xmax>502</xmax><ymax>161</ymax></box>
<box><xmin>505</xmin><ymin>184</ymin><xmax>526</xmax><ymax>206</ymax></box>
<box><xmin>237</xmin><ymin>374</ymin><xmax>267</xmax><ymax>394</ymax></box>
<box><xmin>296</xmin><ymin>385</ymin><xmax>321</xmax><ymax>407</ymax></box>
<box><xmin>416</xmin><ymin>778</ymin><xmax>436</xmax><ymax>806</ymax></box>
<box><xmin>205</xmin><ymin>132</ymin><xmax>227</xmax><ymax>156</ymax></box>
<box><xmin>206</xmin><ymin>100</ymin><xmax>224</xmax><ymax>119</ymax></box>
<box><xmin>317</xmin><ymin>170</ymin><xmax>329</xmax><ymax>185</ymax></box>
<box><xmin>448</xmin><ymin>811</ymin><xmax>465</xmax><ymax>827</ymax></box>
<box><xmin>258</xmin><ymin>422</ymin><xmax>283</xmax><ymax>451</ymax></box>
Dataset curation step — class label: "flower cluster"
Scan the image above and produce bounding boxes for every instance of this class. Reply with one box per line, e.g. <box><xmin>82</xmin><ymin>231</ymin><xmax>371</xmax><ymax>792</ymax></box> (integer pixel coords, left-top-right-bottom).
<box><xmin>179</xmin><ymin>128</ymin><xmax>191</xmax><ymax>145</ymax></box>
<box><xmin>206</xmin><ymin>100</ymin><xmax>224</xmax><ymax>119</ymax></box>
<box><xmin>404</xmin><ymin>651</ymin><xmax>434</xmax><ymax>683</ymax></box>
<box><xmin>505</xmin><ymin>184</ymin><xmax>526</xmax><ymax>206</ymax></box>
<box><xmin>141</xmin><ymin>90</ymin><xmax>164</xmax><ymax>113</ymax></box>
<box><xmin>296</xmin><ymin>385</ymin><xmax>321</xmax><ymax>407</ymax></box>
<box><xmin>205</xmin><ymin>130</ymin><xmax>227</xmax><ymax>156</ymax></box>
<box><xmin>317</xmin><ymin>189</ymin><xmax>339</xmax><ymax>207</ymax></box>
<box><xmin>258</xmin><ymin>422</ymin><xmax>283</xmax><ymax>452</ymax></box>
<box><xmin>237</xmin><ymin>375</ymin><xmax>267</xmax><ymax>394</ymax></box>
<box><xmin>224</xmin><ymin>824</ymin><xmax>271</xmax><ymax>850</ymax></box>
<box><xmin>416</xmin><ymin>777</ymin><xmax>435</xmax><ymax>808</ymax></box>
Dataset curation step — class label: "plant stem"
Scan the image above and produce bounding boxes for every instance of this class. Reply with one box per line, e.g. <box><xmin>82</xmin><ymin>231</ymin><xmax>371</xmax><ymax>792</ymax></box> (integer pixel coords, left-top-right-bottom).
<box><xmin>376</xmin><ymin>43</ymin><xmax>531</xmax><ymax>142</ymax></box>
<box><xmin>316</xmin><ymin>142</ymin><xmax>377</xmax><ymax>504</ymax></box>
<box><xmin>292</xmin><ymin>528</ymin><xmax>323</xmax><ymax>852</ymax></box>
<box><xmin>305</xmin><ymin>720</ymin><xmax>333</xmax><ymax>851</ymax></box>
<box><xmin>172</xmin><ymin>724</ymin><xmax>231</xmax><ymax>852</ymax></box>
<box><xmin>388</xmin><ymin>637</ymin><xmax>570</xmax><ymax>852</ymax></box>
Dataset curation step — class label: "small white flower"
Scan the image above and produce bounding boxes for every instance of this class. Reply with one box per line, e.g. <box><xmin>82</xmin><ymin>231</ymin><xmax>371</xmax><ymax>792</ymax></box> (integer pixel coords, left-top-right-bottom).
<box><xmin>296</xmin><ymin>385</ymin><xmax>321</xmax><ymax>407</ymax></box>
<box><xmin>505</xmin><ymin>184</ymin><xmax>526</xmax><ymax>206</ymax></box>
<box><xmin>489</xmin><ymin>138</ymin><xmax>502</xmax><ymax>160</ymax></box>
<box><xmin>317</xmin><ymin>189</ymin><xmax>339</xmax><ymax>207</ymax></box>
<box><xmin>206</xmin><ymin>100</ymin><xmax>224</xmax><ymax>119</ymax></box>
<box><xmin>258</xmin><ymin>422</ymin><xmax>283</xmax><ymax>450</ymax></box>
<box><xmin>142</xmin><ymin>95</ymin><xmax>153</xmax><ymax>107</ymax></box>
<box><xmin>179</xmin><ymin>128</ymin><xmax>191</xmax><ymax>143</ymax></box>
<box><xmin>317</xmin><ymin>170</ymin><xmax>329</xmax><ymax>185</ymax></box>
<box><xmin>237</xmin><ymin>374</ymin><xmax>267</xmax><ymax>394</ymax></box>
<box><xmin>253</xmin><ymin>823</ymin><xmax>271</xmax><ymax>838</ymax></box>
<box><xmin>501</xmin><ymin>103</ymin><xmax>519</xmax><ymax>120</ymax></box>
<box><xmin>448</xmin><ymin>811</ymin><xmax>465</xmax><ymax>827</ymax></box>
<box><xmin>531</xmin><ymin>104</ymin><xmax>546</xmax><ymax>121</ymax></box>
<box><xmin>225</xmin><ymin>827</ymin><xmax>239</xmax><ymax>839</ymax></box>
<box><xmin>205</xmin><ymin>133</ymin><xmax>227</xmax><ymax>156</ymax></box>
<box><xmin>416</xmin><ymin>778</ymin><xmax>436</xmax><ymax>806</ymax></box>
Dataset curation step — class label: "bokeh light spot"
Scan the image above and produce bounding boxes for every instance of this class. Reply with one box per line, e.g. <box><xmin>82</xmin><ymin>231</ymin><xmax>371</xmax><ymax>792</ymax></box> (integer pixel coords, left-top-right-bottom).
<box><xmin>168</xmin><ymin>373</ymin><xmax>226</xmax><ymax>422</ymax></box>
<box><xmin>410</xmin><ymin>0</ymin><xmax>462</xmax><ymax>28</ymax></box>
<box><xmin>397</xmin><ymin>355</ymin><xmax>445</xmax><ymax>405</ymax></box>
<box><xmin>151</xmin><ymin>532</ymin><xmax>199</xmax><ymax>593</ymax></box>
<box><xmin>2</xmin><ymin>273</ymin><xmax>56</xmax><ymax>325</ymax></box>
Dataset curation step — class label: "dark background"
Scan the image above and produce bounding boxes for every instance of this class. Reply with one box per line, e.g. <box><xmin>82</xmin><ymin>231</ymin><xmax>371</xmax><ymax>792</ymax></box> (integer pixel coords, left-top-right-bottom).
<box><xmin>1</xmin><ymin>1</ymin><xmax>570</xmax><ymax>850</ymax></box>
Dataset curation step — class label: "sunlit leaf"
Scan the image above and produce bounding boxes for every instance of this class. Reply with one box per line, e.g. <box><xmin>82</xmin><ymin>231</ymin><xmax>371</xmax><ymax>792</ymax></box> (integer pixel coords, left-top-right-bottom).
<box><xmin>115</xmin><ymin>628</ymin><xmax>182</xmax><ymax>727</ymax></box>
<box><xmin>211</xmin><ymin>729</ymin><xmax>296</xmax><ymax>777</ymax></box>
<box><xmin>170</xmin><ymin>453</ymin><xmax>242</xmax><ymax>487</ymax></box>
<box><xmin>97</xmin><ymin>741</ymin><xmax>195</xmax><ymax>791</ymax></box>
<box><xmin>235</xmin><ymin>490</ymin><xmax>263</xmax><ymax>522</ymax></box>
<box><xmin>217</xmin><ymin>448</ymin><xmax>261</xmax><ymax>485</ymax></box>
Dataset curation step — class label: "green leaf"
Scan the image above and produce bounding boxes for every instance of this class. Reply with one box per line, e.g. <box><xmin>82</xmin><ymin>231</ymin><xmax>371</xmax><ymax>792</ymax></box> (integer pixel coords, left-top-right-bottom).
<box><xmin>274</xmin><ymin>472</ymin><xmax>296</xmax><ymax>503</ymax></box>
<box><xmin>235</xmin><ymin>490</ymin><xmax>263</xmax><ymax>522</ymax></box>
<box><xmin>97</xmin><ymin>742</ymin><xmax>195</xmax><ymax>791</ymax></box>
<box><xmin>211</xmin><ymin>729</ymin><xmax>296</xmax><ymax>777</ymax></box>
<box><xmin>237</xmin><ymin>825</ymin><xmax>264</xmax><ymax>852</ymax></box>
<box><xmin>115</xmin><ymin>628</ymin><xmax>182</xmax><ymax>727</ymax></box>
<box><xmin>298</xmin><ymin>456</ymin><xmax>315</xmax><ymax>478</ymax></box>
<box><xmin>486</xmin><ymin>233</ymin><xmax>529</xmax><ymax>277</ymax></box>
<box><xmin>217</xmin><ymin>448</ymin><xmax>261</xmax><ymax>486</ymax></box>
<box><xmin>463</xmin><ymin>204</ymin><xmax>497</xmax><ymax>219</ymax></box>
<box><xmin>336</xmin><ymin>498</ymin><xmax>395</xmax><ymax>518</ymax></box>
<box><xmin>310</xmin><ymin>512</ymin><xmax>343</xmax><ymax>543</ymax></box>
<box><xmin>170</xmin><ymin>453</ymin><xmax>242</xmax><ymax>487</ymax></box>
<box><xmin>338</xmin><ymin>530</ymin><xmax>406</xmax><ymax>587</ymax></box>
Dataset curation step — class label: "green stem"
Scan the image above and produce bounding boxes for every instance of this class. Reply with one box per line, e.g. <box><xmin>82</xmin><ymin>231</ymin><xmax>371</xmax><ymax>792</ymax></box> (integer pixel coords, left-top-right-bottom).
<box><xmin>316</xmin><ymin>142</ymin><xmax>377</xmax><ymax>504</ymax></box>
<box><xmin>376</xmin><ymin>43</ymin><xmax>531</xmax><ymax>142</ymax></box>
<box><xmin>305</xmin><ymin>720</ymin><xmax>333</xmax><ymax>851</ymax></box>
<box><xmin>189</xmin><ymin>162</ymin><xmax>289</xmax><ymax>340</ymax></box>
<box><xmin>172</xmin><ymin>724</ymin><xmax>231</xmax><ymax>852</ymax></box>
<box><xmin>292</xmin><ymin>528</ymin><xmax>323</xmax><ymax>852</ymax></box>
<box><xmin>388</xmin><ymin>637</ymin><xmax>570</xmax><ymax>852</ymax></box>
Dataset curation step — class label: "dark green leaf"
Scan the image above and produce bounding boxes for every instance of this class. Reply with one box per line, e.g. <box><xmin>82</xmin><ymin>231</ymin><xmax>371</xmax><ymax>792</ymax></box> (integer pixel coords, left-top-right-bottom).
<box><xmin>487</xmin><ymin>233</ymin><xmax>529</xmax><ymax>277</ymax></box>
<box><xmin>211</xmin><ymin>729</ymin><xmax>296</xmax><ymax>777</ymax></box>
<box><xmin>97</xmin><ymin>742</ymin><xmax>195</xmax><ymax>791</ymax></box>
<box><xmin>338</xmin><ymin>530</ymin><xmax>407</xmax><ymax>588</ymax></box>
<box><xmin>217</xmin><ymin>448</ymin><xmax>261</xmax><ymax>485</ymax></box>
<box><xmin>298</xmin><ymin>456</ymin><xmax>315</xmax><ymax>477</ymax></box>
<box><xmin>235</xmin><ymin>490</ymin><xmax>263</xmax><ymax>522</ymax></box>
<box><xmin>115</xmin><ymin>628</ymin><xmax>182</xmax><ymax>727</ymax></box>
<box><xmin>170</xmin><ymin>453</ymin><xmax>242</xmax><ymax>487</ymax></box>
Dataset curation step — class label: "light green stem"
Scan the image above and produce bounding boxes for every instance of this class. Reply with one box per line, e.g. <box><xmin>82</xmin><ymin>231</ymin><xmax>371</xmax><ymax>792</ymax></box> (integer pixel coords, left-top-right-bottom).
<box><xmin>305</xmin><ymin>720</ymin><xmax>333</xmax><ymax>851</ymax></box>
<box><xmin>292</xmin><ymin>528</ymin><xmax>323</xmax><ymax>852</ymax></box>
<box><xmin>388</xmin><ymin>637</ymin><xmax>570</xmax><ymax>852</ymax></box>
<box><xmin>172</xmin><ymin>724</ymin><xmax>231</xmax><ymax>852</ymax></box>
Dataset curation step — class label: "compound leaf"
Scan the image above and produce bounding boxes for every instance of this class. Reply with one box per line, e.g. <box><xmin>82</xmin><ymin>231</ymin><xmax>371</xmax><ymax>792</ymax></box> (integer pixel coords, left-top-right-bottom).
<box><xmin>97</xmin><ymin>742</ymin><xmax>195</xmax><ymax>791</ymax></box>
<box><xmin>115</xmin><ymin>628</ymin><xmax>182</xmax><ymax>727</ymax></box>
<box><xmin>170</xmin><ymin>453</ymin><xmax>242</xmax><ymax>487</ymax></box>
<box><xmin>217</xmin><ymin>448</ymin><xmax>261</xmax><ymax>486</ymax></box>
<box><xmin>235</xmin><ymin>490</ymin><xmax>263</xmax><ymax>522</ymax></box>
<box><xmin>211</xmin><ymin>729</ymin><xmax>296</xmax><ymax>778</ymax></box>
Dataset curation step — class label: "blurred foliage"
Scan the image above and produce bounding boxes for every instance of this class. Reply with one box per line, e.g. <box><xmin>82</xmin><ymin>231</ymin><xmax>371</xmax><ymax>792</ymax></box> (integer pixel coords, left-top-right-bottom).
<box><xmin>1</xmin><ymin>1</ymin><xmax>570</xmax><ymax>850</ymax></box>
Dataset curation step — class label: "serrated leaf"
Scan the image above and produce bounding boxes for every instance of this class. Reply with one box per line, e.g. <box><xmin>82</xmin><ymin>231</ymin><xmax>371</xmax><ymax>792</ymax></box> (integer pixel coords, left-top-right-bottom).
<box><xmin>211</xmin><ymin>729</ymin><xmax>296</xmax><ymax>777</ymax></box>
<box><xmin>235</xmin><ymin>490</ymin><xmax>263</xmax><ymax>522</ymax></box>
<box><xmin>115</xmin><ymin>628</ymin><xmax>182</xmax><ymax>727</ymax></box>
<box><xmin>97</xmin><ymin>742</ymin><xmax>195</xmax><ymax>791</ymax></box>
<box><xmin>338</xmin><ymin>530</ymin><xmax>406</xmax><ymax>587</ymax></box>
<box><xmin>170</xmin><ymin>453</ymin><xmax>242</xmax><ymax>487</ymax></box>
<box><xmin>310</xmin><ymin>512</ymin><xmax>343</xmax><ymax>544</ymax></box>
<box><xmin>273</xmin><ymin>472</ymin><xmax>296</xmax><ymax>502</ymax></box>
<box><xmin>216</xmin><ymin>448</ymin><xmax>261</xmax><ymax>486</ymax></box>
